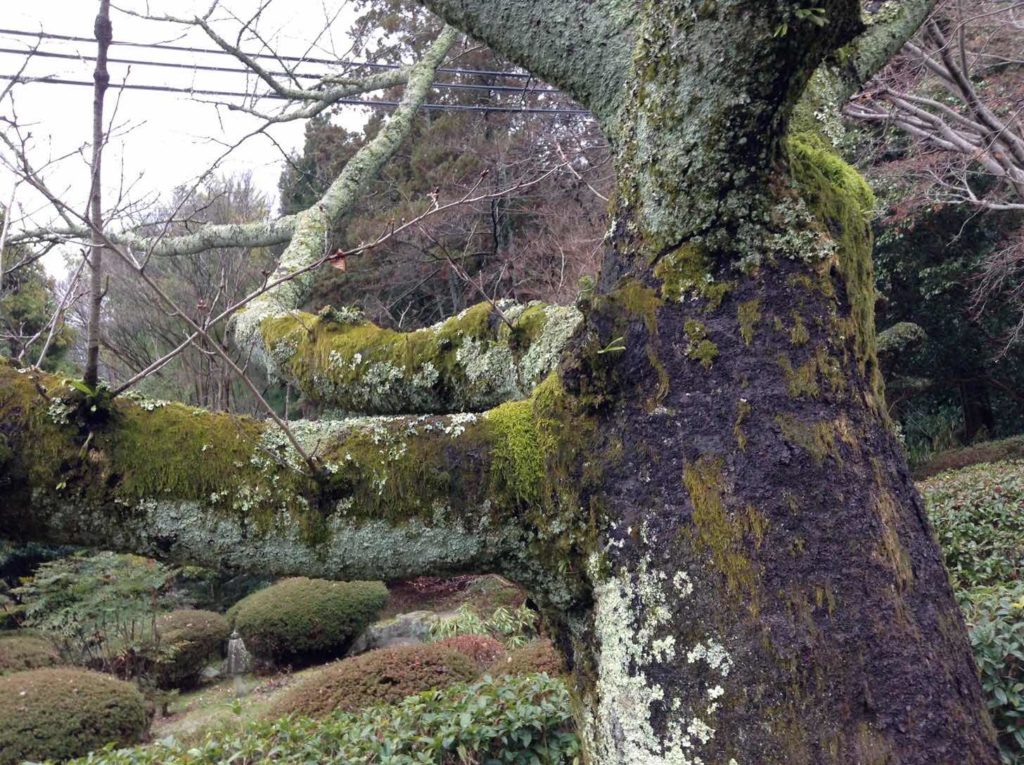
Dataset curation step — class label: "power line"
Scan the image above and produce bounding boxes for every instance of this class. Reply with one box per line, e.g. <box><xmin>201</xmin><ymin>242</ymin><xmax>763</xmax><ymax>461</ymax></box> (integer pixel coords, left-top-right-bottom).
<box><xmin>0</xmin><ymin>74</ymin><xmax>592</xmax><ymax>116</ymax></box>
<box><xmin>0</xmin><ymin>46</ymin><xmax>561</xmax><ymax>96</ymax></box>
<box><xmin>0</xmin><ymin>27</ymin><xmax>536</xmax><ymax>80</ymax></box>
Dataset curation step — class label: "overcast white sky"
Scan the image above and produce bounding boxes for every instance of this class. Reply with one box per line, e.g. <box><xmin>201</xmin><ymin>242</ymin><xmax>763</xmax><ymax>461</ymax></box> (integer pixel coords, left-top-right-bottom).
<box><xmin>1</xmin><ymin>1</ymin><xmax>372</xmax><ymax>272</ymax></box>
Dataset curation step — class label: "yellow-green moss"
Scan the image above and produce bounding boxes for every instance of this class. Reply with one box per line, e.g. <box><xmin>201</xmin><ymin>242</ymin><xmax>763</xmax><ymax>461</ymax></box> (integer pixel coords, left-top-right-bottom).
<box><xmin>789</xmin><ymin>312</ymin><xmax>810</xmax><ymax>346</ymax></box>
<box><xmin>653</xmin><ymin>243</ymin><xmax>733</xmax><ymax>309</ymax></box>
<box><xmin>682</xmin><ymin>456</ymin><xmax>760</xmax><ymax>606</ymax></box>
<box><xmin>775</xmin><ymin>414</ymin><xmax>840</xmax><ymax>464</ymax></box>
<box><xmin>786</xmin><ymin>133</ymin><xmax>881</xmax><ymax>399</ymax></box>
<box><xmin>684</xmin><ymin>320</ymin><xmax>719</xmax><ymax>370</ymax></box>
<box><xmin>486</xmin><ymin>400</ymin><xmax>545</xmax><ymax>507</ymax></box>
<box><xmin>737</xmin><ymin>299</ymin><xmax>762</xmax><ymax>346</ymax></box>
<box><xmin>777</xmin><ymin>347</ymin><xmax>845</xmax><ymax>399</ymax></box>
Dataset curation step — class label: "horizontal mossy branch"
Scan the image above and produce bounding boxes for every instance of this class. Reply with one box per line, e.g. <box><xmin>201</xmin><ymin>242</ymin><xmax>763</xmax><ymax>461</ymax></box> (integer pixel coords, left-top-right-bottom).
<box><xmin>260</xmin><ymin>301</ymin><xmax>582</xmax><ymax>414</ymax></box>
<box><xmin>0</xmin><ymin>363</ymin><xmax>571</xmax><ymax>582</ymax></box>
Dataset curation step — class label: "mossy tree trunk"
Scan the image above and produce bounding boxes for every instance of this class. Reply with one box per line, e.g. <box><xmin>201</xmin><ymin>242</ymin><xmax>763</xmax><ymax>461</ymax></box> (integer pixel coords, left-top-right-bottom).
<box><xmin>0</xmin><ymin>1</ymin><xmax>1000</xmax><ymax>762</ymax></box>
<box><xmin>419</xmin><ymin>0</ymin><xmax>997</xmax><ymax>762</ymax></box>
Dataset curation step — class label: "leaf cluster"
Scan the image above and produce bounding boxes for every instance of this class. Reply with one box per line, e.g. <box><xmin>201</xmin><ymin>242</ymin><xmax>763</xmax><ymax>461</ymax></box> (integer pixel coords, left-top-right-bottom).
<box><xmin>67</xmin><ymin>674</ymin><xmax>578</xmax><ymax>765</ymax></box>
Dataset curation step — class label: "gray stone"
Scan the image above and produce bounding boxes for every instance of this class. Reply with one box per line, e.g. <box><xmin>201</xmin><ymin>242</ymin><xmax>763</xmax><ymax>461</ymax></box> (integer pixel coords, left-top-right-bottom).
<box><xmin>348</xmin><ymin>610</ymin><xmax>440</xmax><ymax>655</ymax></box>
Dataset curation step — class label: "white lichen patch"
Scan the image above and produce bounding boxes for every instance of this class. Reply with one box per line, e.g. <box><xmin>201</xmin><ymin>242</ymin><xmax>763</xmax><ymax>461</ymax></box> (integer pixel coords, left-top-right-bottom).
<box><xmin>585</xmin><ymin>549</ymin><xmax>733</xmax><ymax>765</ymax></box>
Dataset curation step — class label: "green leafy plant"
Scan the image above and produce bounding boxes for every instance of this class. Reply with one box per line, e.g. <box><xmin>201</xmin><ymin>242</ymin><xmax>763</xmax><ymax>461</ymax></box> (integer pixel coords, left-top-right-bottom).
<box><xmin>268</xmin><ymin>642</ymin><xmax>478</xmax><ymax>718</ymax></box>
<box><xmin>773</xmin><ymin>6</ymin><xmax>828</xmax><ymax>37</ymax></box>
<box><xmin>68</xmin><ymin>674</ymin><xmax>578</xmax><ymax>764</ymax></box>
<box><xmin>0</xmin><ymin>667</ymin><xmax>149</xmax><ymax>765</ymax></box>
<box><xmin>228</xmin><ymin>577</ymin><xmax>388</xmax><ymax>667</ymax></box>
<box><xmin>13</xmin><ymin>552</ymin><xmax>184</xmax><ymax>676</ymax></box>
<box><xmin>430</xmin><ymin>603</ymin><xmax>538</xmax><ymax>648</ymax></box>
<box><xmin>962</xmin><ymin>585</ymin><xmax>1024</xmax><ymax>763</ymax></box>
<box><xmin>922</xmin><ymin>460</ymin><xmax>1024</xmax><ymax>590</ymax></box>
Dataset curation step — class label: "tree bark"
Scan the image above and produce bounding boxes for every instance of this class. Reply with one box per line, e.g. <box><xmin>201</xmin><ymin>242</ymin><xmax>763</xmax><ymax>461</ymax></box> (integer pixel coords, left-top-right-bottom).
<box><xmin>83</xmin><ymin>0</ymin><xmax>112</xmax><ymax>389</ymax></box>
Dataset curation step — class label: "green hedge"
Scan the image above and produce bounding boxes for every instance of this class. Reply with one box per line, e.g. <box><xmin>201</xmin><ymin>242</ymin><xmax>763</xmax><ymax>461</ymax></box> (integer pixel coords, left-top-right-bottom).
<box><xmin>146</xmin><ymin>610</ymin><xmax>229</xmax><ymax>689</ymax></box>
<box><xmin>269</xmin><ymin>643</ymin><xmax>478</xmax><ymax>718</ymax></box>
<box><xmin>921</xmin><ymin>460</ymin><xmax>1024</xmax><ymax>590</ymax></box>
<box><xmin>0</xmin><ymin>667</ymin><xmax>149</xmax><ymax>765</ymax></box>
<box><xmin>229</xmin><ymin>578</ymin><xmax>387</xmax><ymax>666</ymax></box>
<box><xmin>68</xmin><ymin>674</ymin><xmax>578</xmax><ymax>764</ymax></box>
<box><xmin>0</xmin><ymin>631</ymin><xmax>62</xmax><ymax>674</ymax></box>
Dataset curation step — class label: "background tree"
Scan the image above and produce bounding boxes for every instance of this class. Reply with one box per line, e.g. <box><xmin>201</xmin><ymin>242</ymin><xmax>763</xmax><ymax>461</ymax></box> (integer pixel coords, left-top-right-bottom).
<box><xmin>99</xmin><ymin>174</ymin><xmax>279</xmax><ymax>413</ymax></box>
<box><xmin>848</xmin><ymin>0</ymin><xmax>1024</xmax><ymax>452</ymax></box>
<box><xmin>280</xmin><ymin>0</ymin><xmax>609</xmax><ymax>329</ymax></box>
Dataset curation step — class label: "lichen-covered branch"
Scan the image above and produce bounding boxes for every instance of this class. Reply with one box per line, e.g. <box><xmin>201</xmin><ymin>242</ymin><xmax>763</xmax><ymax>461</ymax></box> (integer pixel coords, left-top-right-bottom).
<box><xmin>232</xmin><ymin>28</ymin><xmax>458</xmax><ymax>367</ymax></box>
<box><xmin>416</xmin><ymin>0</ymin><xmax>634</xmax><ymax>128</ymax></box>
<box><xmin>13</xmin><ymin>217</ymin><xmax>297</xmax><ymax>259</ymax></box>
<box><xmin>0</xmin><ymin>363</ymin><xmax>564</xmax><ymax>582</ymax></box>
<box><xmin>798</xmin><ymin>0</ymin><xmax>939</xmax><ymax>141</ymax></box>
<box><xmin>261</xmin><ymin>301</ymin><xmax>581</xmax><ymax>415</ymax></box>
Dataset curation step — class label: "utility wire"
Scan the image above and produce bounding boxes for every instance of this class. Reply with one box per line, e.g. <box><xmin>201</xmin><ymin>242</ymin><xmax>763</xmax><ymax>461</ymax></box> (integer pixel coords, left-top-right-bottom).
<box><xmin>0</xmin><ymin>74</ymin><xmax>592</xmax><ymax>115</ymax></box>
<box><xmin>0</xmin><ymin>27</ymin><xmax>536</xmax><ymax>80</ymax></box>
<box><xmin>0</xmin><ymin>46</ymin><xmax>561</xmax><ymax>96</ymax></box>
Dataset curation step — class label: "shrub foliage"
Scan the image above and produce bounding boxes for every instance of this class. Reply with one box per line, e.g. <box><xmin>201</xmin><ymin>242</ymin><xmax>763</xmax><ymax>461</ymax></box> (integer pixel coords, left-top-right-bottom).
<box><xmin>492</xmin><ymin>639</ymin><xmax>566</xmax><ymax>678</ymax></box>
<box><xmin>230</xmin><ymin>578</ymin><xmax>387</xmax><ymax>665</ymax></box>
<box><xmin>269</xmin><ymin>643</ymin><xmax>478</xmax><ymax>718</ymax></box>
<box><xmin>435</xmin><ymin>634</ymin><xmax>507</xmax><ymax>671</ymax></box>
<box><xmin>961</xmin><ymin>585</ymin><xmax>1024</xmax><ymax>764</ymax></box>
<box><xmin>0</xmin><ymin>631</ymin><xmax>62</xmax><ymax>674</ymax></box>
<box><xmin>0</xmin><ymin>667</ymin><xmax>149</xmax><ymax>765</ymax></box>
<box><xmin>68</xmin><ymin>674</ymin><xmax>578</xmax><ymax>764</ymax></box>
<box><xmin>922</xmin><ymin>460</ymin><xmax>1024</xmax><ymax>590</ymax></box>
<box><xmin>145</xmin><ymin>609</ymin><xmax>229</xmax><ymax>689</ymax></box>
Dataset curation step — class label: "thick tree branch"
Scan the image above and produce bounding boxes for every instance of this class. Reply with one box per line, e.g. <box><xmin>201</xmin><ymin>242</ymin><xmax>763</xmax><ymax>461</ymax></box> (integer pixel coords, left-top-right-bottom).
<box><xmin>12</xmin><ymin>217</ymin><xmax>298</xmax><ymax>259</ymax></box>
<box><xmin>415</xmin><ymin>0</ymin><xmax>634</xmax><ymax>128</ymax></box>
<box><xmin>799</xmin><ymin>0</ymin><xmax>939</xmax><ymax>139</ymax></box>
<box><xmin>0</xmin><ymin>364</ymin><xmax>550</xmax><ymax>581</ymax></box>
<box><xmin>261</xmin><ymin>301</ymin><xmax>581</xmax><ymax>414</ymax></box>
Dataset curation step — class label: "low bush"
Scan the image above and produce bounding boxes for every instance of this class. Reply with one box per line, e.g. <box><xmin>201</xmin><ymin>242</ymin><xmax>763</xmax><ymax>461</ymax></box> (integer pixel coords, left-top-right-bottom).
<box><xmin>921</xmin><ymin>460</ymin><xmax>1024</xmax><ymax>589</ymax></box>
<box><xmin>268</xmin><ymin>643</ymin><xmax>478</xmax><ymax>718</ymax></box>
<box><xmin>435</xmin><ymin>634</ymin><xmax>506</xmax><ymax>671</ymax></box>
<box><xmin>229</xmin><ymin>578</ymin><xmax>387</xmax><ymax>666</ymax></box>
<box><xmin>961</xmin><ymin>584</ymin><xmax>1024</xmax><ymax>764</ymax></box>
<box><xmin>0</xmin><ymin>631</ymin><xmax>62</xmax><ymax>674</ymax></box>
<box><xmin>145</xmin><ymin>609</ymin><xmax>229</xmax><ymax>689</ymax></box>
<box><xmin>915</xmin><ymin>436</ymin><xmax>1024</xmax><ymax>480</ymax></box>
<box><xmin>0</xmin><ymin>667</ymin><xmax>149</xmax><ymax>765</ymax></box>
<box><xmin>68</xmin><ymin>674</ymin><xmax>578</xmax><ymax>764</ymax></box>
<box><xmin>492</xmin><ymin>639</ymin><xmax>566</xmax><ymax>677</ymax></box>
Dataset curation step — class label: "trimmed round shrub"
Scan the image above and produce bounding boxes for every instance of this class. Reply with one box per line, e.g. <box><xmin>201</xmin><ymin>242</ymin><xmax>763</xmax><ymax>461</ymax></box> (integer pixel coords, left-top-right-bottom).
<box><xmin>0</xmin><ymin>631</ymin><xmax>62</xmax><ymax>675</ymax></box>
<box><xmin>435</xmin><ymin>634</ymin><xmax>506</xmax><ymax>671</ymax></box>
<box><xmin>491</xmin><ymin>639</ymin><xmax>565</xmax><ymax>677</ymax></box>
<box><xmin>269</xmin><ymin>643</ymin><xmax>478</xmax><ymax>718</ymax></box>
<box><xmin>146</xmin><ymin>609</ymin><xmax>230</xmax><ymax>689</ymax></box>
<box><xmin>0</xmin><ymin>667</ymin><xmax>149</xmax><ymax>764</ymax></box>
<box><xmin>230</xmin><ymin>578</ymin><xmax>387</xmax><ymax>666</ymax></box>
